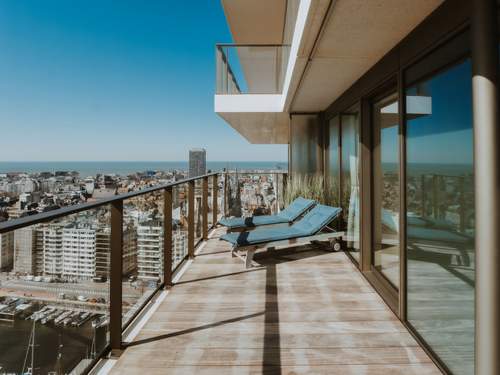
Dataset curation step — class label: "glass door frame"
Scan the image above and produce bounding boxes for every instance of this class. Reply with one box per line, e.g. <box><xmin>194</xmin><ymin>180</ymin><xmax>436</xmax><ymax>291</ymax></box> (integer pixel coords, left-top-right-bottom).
<box><xmin>357</xmin><ymin>78</ymin><xmax>402</xmax><ymax>314</ymax></box>
<box><xmin>324</xmin><ymin>103</ymin><xmax>361</xmax><ymax>266</ymax></box>
<box><xmin>370</xmin><ymin>86</ymin><xmax>402</xmax><ymax>291</ymax></box>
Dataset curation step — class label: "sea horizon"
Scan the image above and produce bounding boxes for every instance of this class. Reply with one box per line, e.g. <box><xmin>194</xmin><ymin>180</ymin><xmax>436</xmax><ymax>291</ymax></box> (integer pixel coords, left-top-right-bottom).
<box><xmin>0</xmin><ymin>160</ymin><xmax>288</xmax><ymax>177</ymax></box>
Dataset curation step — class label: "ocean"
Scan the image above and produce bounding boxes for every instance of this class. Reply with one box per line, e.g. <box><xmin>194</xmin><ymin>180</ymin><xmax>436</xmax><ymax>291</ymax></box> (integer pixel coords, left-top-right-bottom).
<box><xmin>0</xmin><ymin>161</ymin><xmax>288</xmax><ymax>177</ymax></box>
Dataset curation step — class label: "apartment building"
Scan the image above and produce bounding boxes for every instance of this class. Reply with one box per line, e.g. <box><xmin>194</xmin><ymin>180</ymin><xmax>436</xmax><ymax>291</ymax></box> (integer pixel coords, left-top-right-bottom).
<box><xmin>36</xmin><ymin>224</ymin><xmax>63</xmax><ymax>276</ymax></box>
<box><xmin>0</xmin><ymin>231</ymin><xmax>14</xmax><ymax>271</ymax></box>
<box><xmin>137</xmin><ymin>224</ymin><xmax>163</xmax><ymax>281</ymax></box>
<box><xmin>13</xmin><ymin>227</ymin><xmax>36</xmax><ymax>274</ymax></box>
<box><xmin>214</xmin><ymin>1</ymin><xmax>499</xmax><ymax>373</ymax></box>
<box><xmin>95</xmin><ymin>225</ymin><xmax>137</xmax><ymax>278</ymax></box>
<box><xmin>62</xmin><ymin>226</ymin><xmax>97</xmax><ymax>280</ymax></box>
<box><xmin>137</xmin><ymin>223</ymin><xmax>187</xmax><ymax>281</ymax></box>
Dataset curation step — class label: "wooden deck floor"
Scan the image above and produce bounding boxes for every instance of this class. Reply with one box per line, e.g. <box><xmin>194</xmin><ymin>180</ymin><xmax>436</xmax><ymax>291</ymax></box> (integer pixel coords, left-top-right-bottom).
<box><xmin>108</xmin><ymin>229</ymin><xmax>441</xmax><ymax>374</ymax></box>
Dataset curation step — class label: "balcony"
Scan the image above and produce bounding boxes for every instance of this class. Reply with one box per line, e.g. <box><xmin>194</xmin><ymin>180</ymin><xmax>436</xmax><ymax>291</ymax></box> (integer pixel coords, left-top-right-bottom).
<box><xmin>0</xmin><ymin>170</ymin><xmax>443</xmax><ymax>374</ymax></box>
<box><xmin>216</xmin><ymin>44</ymin><xmax>291</xmax><ymax>95</ymax></box>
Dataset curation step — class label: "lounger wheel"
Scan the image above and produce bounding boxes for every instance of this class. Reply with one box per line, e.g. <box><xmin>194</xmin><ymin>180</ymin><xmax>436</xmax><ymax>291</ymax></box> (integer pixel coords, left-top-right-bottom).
<box><xmin>330</xmin><ymin>239</ymin><xmax>341</xmax><ymax>251</ymax></box>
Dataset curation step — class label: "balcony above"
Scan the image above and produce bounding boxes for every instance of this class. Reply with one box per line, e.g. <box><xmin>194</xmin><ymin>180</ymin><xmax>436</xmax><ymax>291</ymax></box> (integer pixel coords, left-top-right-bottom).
<box><xmin>214</xmin><ymin>44</ymin><xmax>292</xmax><ymax>145</ymax></box>
<box><xmin>216</xmin><ymin>45</ymin><xmax>291</xmax><ymax>95</ymax></box>
<box><xmin>214</xmin><ymin>0</ymin><xmax>443</xmax><ymax>145</ymax></box>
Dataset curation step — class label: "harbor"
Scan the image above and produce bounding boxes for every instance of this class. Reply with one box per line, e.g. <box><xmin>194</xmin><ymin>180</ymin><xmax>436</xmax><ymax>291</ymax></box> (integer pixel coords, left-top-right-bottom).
<box><xmin>0</xmin><ymin>297</ymin><xmax>107</xmax><ymax>374</ymax></box>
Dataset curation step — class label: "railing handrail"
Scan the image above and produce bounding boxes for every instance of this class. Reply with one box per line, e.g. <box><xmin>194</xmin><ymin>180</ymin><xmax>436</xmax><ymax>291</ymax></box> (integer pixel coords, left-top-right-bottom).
<box><xmin>224</xmin><ymin>170</ymin><xmax>288</xmax><ymax>174</ymax></box>
<box><xmin>0</xmin><ymin>172</ymin><xmax>219</xmax><ymax>234</ymax></box>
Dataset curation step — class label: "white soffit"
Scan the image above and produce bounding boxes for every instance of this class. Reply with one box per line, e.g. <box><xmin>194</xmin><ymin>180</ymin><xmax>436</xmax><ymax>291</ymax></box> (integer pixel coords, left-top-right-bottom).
<box><xmin>291</xmin><ymin>0</ymin><xmax>443</xmax><ymax>112</ymax></box>
<box><xmin>221</xmin><ymin>0</ymin><xmax>286</xmax><ymax>44</ymax></box>
<box><xmin>218</xmin><ymin>112</ymin><xmax>289</xmax><ymax>144</ymax></box>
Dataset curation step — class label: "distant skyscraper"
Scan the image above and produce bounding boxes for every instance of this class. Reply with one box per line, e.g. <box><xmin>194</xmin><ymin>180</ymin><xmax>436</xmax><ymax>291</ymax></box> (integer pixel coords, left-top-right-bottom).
<box><xmin>189</xmin><ymin>148</ymin><xmax>206</xmax><ymax>178</ymax></box>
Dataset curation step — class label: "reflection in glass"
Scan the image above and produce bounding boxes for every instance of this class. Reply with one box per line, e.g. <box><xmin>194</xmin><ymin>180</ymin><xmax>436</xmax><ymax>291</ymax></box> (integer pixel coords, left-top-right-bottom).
<box><xmin>372</xmin><ymin>92</ymin><xmax>400</xmax><ymax>287</ymax></box>
<box><xmin>290</xmin><ymin>115</ymin><xmax>322</xmax><ymax>176</ymax></box>
<box><xmin>341</xmin><ymin>109</ymin><xmax>360</xmax><ymax>261</ymax></box>
<box><xmin>327</xmin><ymin>116</ymin><xmax>340</xmax><ymax>207</ymax></box>
<box><xmin>406</xmin><ymin>59</ymin><xmax>474</xmax><ymax>375</ymax></box>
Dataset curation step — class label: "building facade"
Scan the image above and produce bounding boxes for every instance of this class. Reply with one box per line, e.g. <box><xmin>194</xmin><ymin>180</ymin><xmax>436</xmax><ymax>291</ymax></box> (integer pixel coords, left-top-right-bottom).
<box><xmin>62</xmin><ymin>226</ymin><xmax>97</xmax><ymax>280</ymax></box>
<box><xmin>214</xmin><ymin>1</ymin><xmax>500</xmax><ymax>374</ymax></box>
<box><xmin>137</xmin><ymin>224</ymin><xmax>163</xmax><ymax>281</ymax></box>
<box><xmin>36</xmin><ymin>225</ymin><xmax>63</xmax><ymax>276</ymax></box>
<box><xmin>13</xmin><ymin>227</ymin><xmax>36</xmax><ymax>274</ymax></box>
<box><xmin>137</xmin><ymin>223</ymin><xmax>187</xmax><ymax>281</ymax></box>
<box><xmin>0</xmin><ymin>231</ymin><xmax>14</xmax><ymax>271</ymax></box>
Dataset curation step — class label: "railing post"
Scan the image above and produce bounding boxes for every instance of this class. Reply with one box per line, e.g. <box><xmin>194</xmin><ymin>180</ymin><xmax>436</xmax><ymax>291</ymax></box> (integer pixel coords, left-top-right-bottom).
<box><xmin>283</xmin><ymin>172</ymin><xmax>288</xmax><ymax>208</ymax></box>
<box><xmin>213</xmin><ymin>174</ymin><xmax>218</xmax><ymax>225</ymax></box>
<box><xmin>432</xmin><ymin>174</ymin><xmax>439</xmax><ymax>218</ymax></box>
<box><xmin>188</xmin><ymin>180</ymin><xmax>195</xmax><ymax>258</ymax></box>
<box><xmin>224</xmin><ymin>172</ymin><xmax>229</xmax><ymax>217</ymax></box>
<box><xmin>421</xmin><ymin>174</ymin><xmax>426</xmax><ymax>217</ymax></box>
<box><xmin>163</xmin><ymin>187</ymin><xmax>173</xmax><ymax>288</ymax></box>
<box><xmin>109</xmin><ymin>200</ymin><xmax>123</xmax><ymax>357</ymax></box>
<box><xmin>202</xmin><ymin>176</ymin><xmax>208</xmax><ymax>240</ymax></box>
<box><xmin>459</xmin><ymin>176</ymin><xmax>466</xmax><ymax>233</ymax></box>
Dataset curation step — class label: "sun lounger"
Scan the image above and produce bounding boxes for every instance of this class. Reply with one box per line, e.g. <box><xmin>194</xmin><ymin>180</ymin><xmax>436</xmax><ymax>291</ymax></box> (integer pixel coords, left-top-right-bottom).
<box><xmin>218</xmin><ymin>197</ymin><xmax>316</xmax><ymax>231</ymax></box>
<box><xmin>220</xmin><ymin>204</ymin><xmax>343</xmax><ymax>268</ymax></box>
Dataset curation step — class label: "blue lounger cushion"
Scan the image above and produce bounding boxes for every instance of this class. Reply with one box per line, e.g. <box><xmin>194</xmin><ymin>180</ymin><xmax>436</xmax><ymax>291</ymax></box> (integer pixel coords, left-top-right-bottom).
<box><xmin>221</xmin><ymin>204</ymin><xmax>342</xmax><ymax>246</ymax></box>
<box><xmin>218</xmin><ymin>197</ymin><xmax>316</xmax><ymax>229</ymax></box>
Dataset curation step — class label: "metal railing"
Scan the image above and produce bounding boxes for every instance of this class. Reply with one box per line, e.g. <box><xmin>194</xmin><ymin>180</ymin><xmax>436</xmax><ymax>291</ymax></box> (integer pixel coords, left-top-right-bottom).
<box><xmin>0</xmin><ymin>172</ymin><xmax>220</xmax><ymax>374</ymax></box>
<box><xmin>215</xmin><ymin>44</ymin><xmax>291</xmax><ymax>95</ymax></box>
<box><xmin>0</xmin><ymin>170</ymin><xmax>286</xmax><ymax>374</ymax></box>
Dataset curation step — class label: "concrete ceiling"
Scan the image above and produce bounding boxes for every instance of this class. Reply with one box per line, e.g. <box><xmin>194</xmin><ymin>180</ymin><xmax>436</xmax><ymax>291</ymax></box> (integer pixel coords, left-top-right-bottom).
<box><xmin>291</xmin><ymin>0</ymin><xmax>444</xmax><ymax>112</ymax></box>
<box><xmin>221</xmin><ymin>0</ymin><xmax>286</xmax><ymax>44</ymax></box>
<box><xmin>218</xmin><ymin>112</ymin><xmax>289</xmax><ymax>144</ymax></box>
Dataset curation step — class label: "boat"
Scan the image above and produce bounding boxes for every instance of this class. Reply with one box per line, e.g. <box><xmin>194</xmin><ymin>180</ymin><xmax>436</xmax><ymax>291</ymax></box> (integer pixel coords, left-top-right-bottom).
<box><xmin>54</xmin><ymin>310</ymin><xmax>71</xmax><ymax>325</ymax></box>
<box><xmin>21</xmin><ymin>320</ymin><xmax>38</xmax><ymax>375</ymax></box>
<box><xmin>92</xmin><ymin>315</ymin><xmax>108</xmax><ymax>328</ymax></box>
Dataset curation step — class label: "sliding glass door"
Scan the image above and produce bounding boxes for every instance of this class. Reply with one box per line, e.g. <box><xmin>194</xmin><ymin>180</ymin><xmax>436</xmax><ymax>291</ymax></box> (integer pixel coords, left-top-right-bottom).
<box><xmin>326</xmin><ymin>107</ymin><xmax>360</xmax><ymax>262</ymax></box>
<box><xmin>405</xmin><ymin>58</ymin><xmax>474</xmax><ymax>375</ymax></box>
<box><xmin>340</xmin><ymin>107</ymin><xmax>360</xmax><ymax>261</ymax></box>
<box><xmin>372</xmin><ymin>91</ymin><xmax>400</xmax><ymax>289</ymax></box>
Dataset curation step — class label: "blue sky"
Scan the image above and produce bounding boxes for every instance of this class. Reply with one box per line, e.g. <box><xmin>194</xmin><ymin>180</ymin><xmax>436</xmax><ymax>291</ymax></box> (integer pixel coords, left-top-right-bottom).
<box><xmin>0</xmin><ymin>0</ymin><xmax>287</xmax><ymax>162</ymax></box>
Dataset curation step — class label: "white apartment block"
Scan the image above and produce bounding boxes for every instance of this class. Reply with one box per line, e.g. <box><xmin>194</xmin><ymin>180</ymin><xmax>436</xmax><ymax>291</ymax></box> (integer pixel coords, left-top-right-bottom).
<box><xmin>36</xmin><ymin>225</ymin><xmax>63</xmax><ymax>276</ymax></box>
<box><xmin>137</xmin><ymin>225</ymin><xmax>187</xmax><ymax>281</ymax></box>
<box><xmin>0</xmin><ymin>231</ymin><xmax>14</xmax><ymax>271</ymax></box>
<box><xmin>173</xmin><ymin>231</ymin><xmax>187</xmax><ymax>267</ymax></box>
<box><xmin>137</xmin><ymin>225</ymin><xmax>163</xmax><ymax>281</ymax></box>
<box><xmin>62</xmin><ymin>227</ymin><xmax>96</xmax><ymax>280</ymax></box>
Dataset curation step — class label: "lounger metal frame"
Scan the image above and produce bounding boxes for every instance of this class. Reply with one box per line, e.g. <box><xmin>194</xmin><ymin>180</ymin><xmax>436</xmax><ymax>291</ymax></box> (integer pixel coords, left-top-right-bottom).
<box><xmin>231</xmin><ymin>229</ymin><xmax>345</xmax><ymax>268</ymax></box>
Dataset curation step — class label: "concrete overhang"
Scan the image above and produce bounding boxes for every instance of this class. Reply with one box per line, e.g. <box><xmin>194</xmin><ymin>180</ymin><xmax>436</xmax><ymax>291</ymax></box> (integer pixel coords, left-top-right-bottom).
<box><xmin>221</xmin><ymin>0</ymin><xmax>286</xmax><ymax>44</ymax></box>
